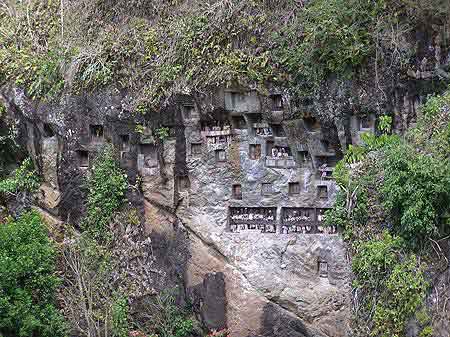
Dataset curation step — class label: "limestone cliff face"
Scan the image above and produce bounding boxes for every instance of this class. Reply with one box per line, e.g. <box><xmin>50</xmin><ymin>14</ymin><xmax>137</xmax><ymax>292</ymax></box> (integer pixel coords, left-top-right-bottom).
<box><xmin>0</xmin><ymin>84</ymin><xmax>358</xmax><ymax>337</ymax></box>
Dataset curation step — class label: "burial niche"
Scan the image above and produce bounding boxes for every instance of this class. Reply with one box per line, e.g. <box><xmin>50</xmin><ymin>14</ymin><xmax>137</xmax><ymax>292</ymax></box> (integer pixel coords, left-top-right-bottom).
<box><xmin>288</xmin><ymin>182</ymin><xmax>300</xmax><ymax>195</ymax></box>
<box><xmin>359</xmin><ymin>115</ymin><xmax>372</xmax><ymax>130</ymax></box>
<box><xmin>270</xmin><ymin>124</ymin><xmax>286</xmax><ymax>137</ymax></box>
<box><xmin>318</xmin><ymin>259</ymin><xmax>328</xmax><ymax>278</ymax></box>
<box><xmin>232</xmin><ymin>184</ymin><xmax>242</xmax><ymax>200</ymax></box>
<box><xmin>120</xmin><ymin>135</ymin><xmax>130</xmax><ymax>152</ymax></box>
<box><xmin>229</xmin><ymin>207</ymin><xmax>277</xmax><ymax>233</ymax></box>
<box><xmin>183</xmin><ymin>105</ymin><xmax>195</xmax><ymax>120</ymax></box>
<box><xmin>249</xmin><ymin>144</ymin><xmax>262</xmax><ymax>160</ymax></box>
<box><xmin>43</xmin><ymin>123</ymin><xmax>55</xmax><ymax>138</ymax></box>
<box><xmin>231</xmin><ymin>115</ymin><xmax>247</xmax><ymax>129</ymax></box>
<box><xmin>140</xmin><ymin>144</ymin><xmax>158</xmax><ymax>168</ymax></box>
<box><xmin>261</xmin><ymin>183</ymin><xmax>273</xmax><ymax>195</ymax></box>
<box><xmin>177</xmin><ymin>176</ymin><xmax>190</xmax><ymax>191</ymax></box>
<box><xmin>317</xmin><ymin>185</ymin><xmax>328</xmax><ymax>199</ymax></box>
<box><xmin>215</xmin><ymin>149</ymin><xmax>227</xmax><ymax>162</ymax></box>
<box><xmin>77</xmin><ymin>150</ymin><xmax>89</xmax><ymax>168</ymax></box>
<box><xmin>191</xmin><ymin>143</ymin><xmax>202</xmax><ymax>155</ymax></box>
<box><xmin>90</xmin><ymin>125</ymin><xmax>104</xmax><ymax>142</ymax></box>
<box><xmin>281</xmin><ymin>207</ymin><xmax>315</xmax><ymax>234</ymax></box>
<box><xmin>270</xmin><ymin>94</ymin><xmax>283</xmax><ymax>111</ymax></box>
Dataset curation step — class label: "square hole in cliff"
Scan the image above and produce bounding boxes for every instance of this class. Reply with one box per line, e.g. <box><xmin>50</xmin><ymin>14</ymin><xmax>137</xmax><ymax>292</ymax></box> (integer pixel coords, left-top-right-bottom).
<box><xmin>120</xmin><ymin>135</ymin><xmax>130</xmax><ymax>152</ymax></box>
<box><xmin>318</xmin><ymin>260</ymin><xmax>328</xmax><ymax>277</ymax></box>
<box><xmin>43</xmin><ymin>123</ymin><xmax>55</xmax><ymax>138</ymax></box>
<box><xmin>359</xmin><ymin>116</ymin><xmax>372</xmax><ymax>130</ymax></box>
<box><xmin>232</xmin><ymin>184</ymin><xmax>242</xmax><ymax>200</ymax></box>
<box><xmin>232</xmin><ymin>115</ymin><xmax>247</xmax><ymax>129</ymax></box>
<box><xmin>90</xmin><ymin>125</ymin><xmax>104</xmax><ymax>142</ymax></box>
<box><xmin>261</xmin><ymin>183</ymin><xmax>273</xmax><ymax>195</ymax></box>
<box><xmin>270</xmin><ymin>94</ymin><xmax>283</xmax><ymax>111</ymax></box>
<box><xmin>270</xmin><ymin>124</ymin><xmax>286</xmax><ymax>137</ymax></box>
<box><xmin>289</xmin><ymin>182</ymin><xmax>300</xmax><ymax>195</ymax></box>
<box><xmin>191</xmin><ymin>143</ymin><xmax>202</xmax><ymax>155</ymax></box>
<box><xmin>140</xmin><ymin>144</ymin><xmax>158</xmax><ymax>168</ymax></box>
<box><xmin>183</xmin><ymin>105</ymin><xmax>194</xmax><ymax>119</ymax></box>
<box><xmin>77</xmin><ymin>150</ymin><xmax>89</xmax><ymax>168</ymax></box>
<box><xmin>249</xmin><ymin>144</ymin><xmax>261</xmax><ymax>160</ymax></box>
<box><xmin>317</xmin><ymin>185</ymin><xmax>328</xmax><ymax>199</ymax></box>
<box><xmin>177</xmin><ymin>176</ymin><xmax>190</xmax><ymax>191</ymax></box>
<box><xmin>215</xmin><ymin>149</ymin><xmax>227</xmax><ymax>162</ymax></box>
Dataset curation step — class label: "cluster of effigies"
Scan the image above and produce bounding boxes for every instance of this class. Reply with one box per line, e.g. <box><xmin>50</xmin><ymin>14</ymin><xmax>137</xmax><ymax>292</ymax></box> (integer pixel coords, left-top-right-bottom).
<box><xmin>255</xmin><ymin>127</ymin><xmax>273</xmax><ymax>136</ymax></box>
<box><xmin>270</xmin><ymin>147</ymin><xmax>290</xmax><ymax>158</ymax></box>
<box><xmin>281</xmin><ymin>209</ymin><xmax>337</xmax><ymax>234</ymax></box>
<box><xmin>229</xmin><ymin>208</ymin><xmax>276</xmax><ymax>233</ymax></box>
<box><xmin>201</xmin><ymin>122</ymin><xmax>231</xmax><ymax>132</ymax></box>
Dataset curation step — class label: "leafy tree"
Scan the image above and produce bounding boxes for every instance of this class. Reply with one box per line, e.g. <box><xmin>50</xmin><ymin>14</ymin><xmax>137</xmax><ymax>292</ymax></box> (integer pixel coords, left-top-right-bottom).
<box><xmin>83</xmin><ymin>146</ymin><xmax>128</xmax><ymax>241</ymax></box>
<box><xmin>0</xmin><ymin>211</ymin><xmax>66</xmax><ymax>337</ymax></box>
<box><xmin>0</xmin><ymin>158</ymin><xmax>39</xmax><ymax>196</ymax></box>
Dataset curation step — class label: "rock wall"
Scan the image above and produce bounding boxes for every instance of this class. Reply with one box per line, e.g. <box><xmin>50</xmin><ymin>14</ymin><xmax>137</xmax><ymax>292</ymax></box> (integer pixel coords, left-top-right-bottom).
<box><xmin>1</xmin><ymin>85</ymin><xmax>360</xmax><ymax>336</ymax></box>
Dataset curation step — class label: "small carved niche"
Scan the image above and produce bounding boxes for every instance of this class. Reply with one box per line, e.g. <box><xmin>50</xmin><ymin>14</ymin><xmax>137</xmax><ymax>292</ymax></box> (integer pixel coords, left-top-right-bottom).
<box><xmin>231</xmin><ymin>115</ymin><xmax>247</xmax><ymax>129</ymax></box>
<box><xmin>191</xmin><ymin>143</ymin><xmax>202</xmax><ymax>155</ymax></box>
<box><xmin>298</xmin><ymin>151</ymin><xmax>310</xmax><ymax>165</ymax></box>
<box><xmin>232</xmin><ymin>184</ymin><xmax>242</xmax><ymax>200</ymax></box>
<box><xmin>288</xmin><ymin>182</ymin><xmax>300</xmax><ymax>195</ymax></box>
<box><xmin>140</xmin><ymin>144</ymin><xmax>158</xmax><ymax>168</ymax></box>
<box><xmin>43</xmin><ymin>123</ymin><xmax>55</xmax><ymax>138</ymax></box>
<box><xmin>318</xmin><ymin>259</ymin><xmax>328</xmax><ymax>278</ymax></box>
<box><xmin>90</xmin><ymin>125</ymin><xmax>104</xmax><ymax>142</ymax></box>
<box><xmin>177</xmin><ymin>176</ymin><xmax>190</xmax><ymax>191</ymax></box>
<box><xmin>261</xmin><ymin>183</ymin><xmax>273</xmax><ymax>195</ymax></box>
<box><xmin>270</xmin><ymin>124</ymin><xmax>286</xmax><ymax>137</ymax></box>
<box><xmin>249</xmin><ymin>144</ymin><xmax>261</xmax><ymax>160</ymax></box>
<box><xmin>120</xmin><ymin>135</ymin><xmax>130</xmax><ymax>152</ymax></box>
<box><xmin>183</xmin><ymin>105</ymin><xmax>194</xmax><ymax>119</ymax></box>
<box><xmin>270</xmin><ymin>94</ymin><xmax>283</xmax><ymax>111</ymax></box>
<box><xmin>77</xmin><ymin>150</ymin><xmax>89</xmax><ymax>168</ymax></box>
<box><xmin>359</xmin><ymin>115</ymin><xmax>372</xmax><ymax>130</ymax></box>
<box><xmin>215</xmin><ymin>149</ymin><xmax>226</xmax><ymax>162</ymax></box>
<box><xmin>318</xmin><ymin>185</ymin><xmax>328</xmax><ymax>199</ymax></box>
<box><xmin>303</xmin><ymin>114</ymin><xmax>321</xmax><ymax>131</ymax></box>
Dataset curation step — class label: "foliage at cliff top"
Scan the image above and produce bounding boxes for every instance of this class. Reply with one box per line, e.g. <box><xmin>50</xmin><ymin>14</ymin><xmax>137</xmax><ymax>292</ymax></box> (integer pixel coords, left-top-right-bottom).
<box><xmin>1</xmin><ymin>0</ymin><xmax>448</xmax><ymax>107</ymax></box>
<box><xmin>0</xmin><ymin>211</ymin><xmax>67</xmax><ymax>337</ymax></box>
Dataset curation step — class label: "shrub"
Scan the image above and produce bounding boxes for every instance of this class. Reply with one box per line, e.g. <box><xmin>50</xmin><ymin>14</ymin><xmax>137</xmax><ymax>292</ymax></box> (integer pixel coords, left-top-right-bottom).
<box><xmin>381</xmin><ymin>142</ymin><xmax>450</xmax><ymax>246</ymax></box>
<box><xmin>373</xmin><ymin>255</ymin><xmax>428</xmax><ymax>337</ymax></box>
<box><xmin>83</xmin><ymin>146</ymin><xmax>128</xmax><ymax>241</ymax></box>
<box><xmin>0</xmin><ymin>211</ymin><xmax>66</xmax><ymax>337</ymax></box>
<box><xmin>0</xmin><ymin>158</ymin><xmax>39</xmax><ymax>195</ymax></box>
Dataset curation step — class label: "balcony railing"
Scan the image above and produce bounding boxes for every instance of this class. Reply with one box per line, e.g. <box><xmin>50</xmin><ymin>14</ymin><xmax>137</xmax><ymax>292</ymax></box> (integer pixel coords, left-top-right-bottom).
<box><xmin>265</xmin><ymin>156</ymin><xmax>296</xmax><ymax>168</ymax></box>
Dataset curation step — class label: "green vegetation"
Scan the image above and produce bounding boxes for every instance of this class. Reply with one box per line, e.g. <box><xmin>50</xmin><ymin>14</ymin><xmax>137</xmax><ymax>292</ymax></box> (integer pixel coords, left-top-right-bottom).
<box><xmin>3</xmin><ymin>0</ymin><xmax>447</xmax><ymax>107</ymax></box>
<box><xmin>0</xmin><ymin>211</ymin><xmax>66</xmax><ymax>337</ymax></box>
<box><xmin>83</xmin><ymin>146</ymin><xmax>128</xmax><ymax>241</ymax></box>
<box><xmin>0</xmin><ymin>158</ymin><xmax>39</xmax><ymax>196</ymax></box>
<box><xmin>326</xmin><ymin>90</ymin><xmax>450</xmax><ymax>336</ymax></box>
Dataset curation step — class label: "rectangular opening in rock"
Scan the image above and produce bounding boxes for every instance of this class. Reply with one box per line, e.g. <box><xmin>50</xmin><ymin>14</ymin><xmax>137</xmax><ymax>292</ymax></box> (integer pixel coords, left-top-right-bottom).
<box><xmin>317</xmin><ymin>185</ymin><xmax>328</xmax><ymax>199</ymax></box>
<box><xmin>77</xmin><ymin>150</ymin><xmax>89</xmax><ymax>168</ymax></box>
<box><xmin>140</xmin><ymin>144</ymin><xmax>158</xmax><ymax>168</ymax></box>
<box><xmin>90</xmin><ymin>125</ymin><xmax>104</xmax><ymax>142</ymax></box>
<box><xmin>229</xmin><ymin>207</ymin><xmax>277</xmax><ymax>233</ymax></box>
<box><xmin>231</xmin><ymin>116</ymin><xmax>247</xmax><ymax>129</ymax></box>
<box><xmin>303</xmin><ymin>114</ymin><xmax>321</xmax><ymax>131</ymax></box>
<box><xmin>120</xmin><ymin>135</ymin><xmax>130</xmax><ymax>152</ymax></box>
<box><xmin>229</xmin><ymin>92</ymin><xmax>243</xmax><ymax>110</ymax></box>
<box><xmin>232</xmin><ymin>184</ymin><xmax>242</xmax><ymax>200</ymax></box>
<box><xmin>249</xmin><ymin>144</ymin><xmax>261</xmax><ymax>160</ymax></box>
<box><xmin>183</xmin><ymin>105</ymin><xmax>195</xmax><ymax>119</ymax></box>
<box><xmin>191</xmin><ymin>143</ymin><xmax>202</xmax><ymax>155</ymax></box>
<box><xmin>298</xmin><ymin>150</ymin><xmax>310</xmax><ymax>166</ymax></box>
<box><xmin>270</xmin><ymin>94</ymin><xmax>283</xmax><ymax>111</ymax></box>
<box><xmin>359</xmin><ymin>115</ymin><xmax>372</xmax><ymax>130</ymax></box>
<box><xmin>215</xmin><ymin>149</ymin><xmax>226</xmax><ymax>162</ymax></box>
<box><xmin>177</xmin><ymin>176</ymin><xmax>190</xmax><ymax>191</ymax></box>
<box><xmin>270</xmin><ymin>124</ymin><xmax>286</xmax><ymax>137</ymax></box>
<box><xmin>318</xmin><ymin>260</ymin><xmax>328</xmax><ymax>277</ymax></box>
<box><xmin>261</xmin><ymin>183</ymin><xmax>273</xmax><ymax>195</ymax></box>
<box><xmin>43</xmin><ymin>123</ymin><xmax>55</xmax><ymax>138</ymax></box>
<box><xmin>288</xmin><ymin>182</ymin><xmax>300</xmax><ymax>195</ymax></box>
